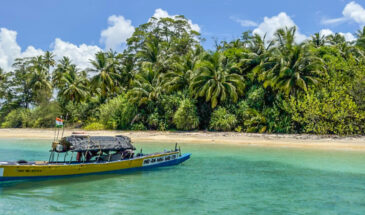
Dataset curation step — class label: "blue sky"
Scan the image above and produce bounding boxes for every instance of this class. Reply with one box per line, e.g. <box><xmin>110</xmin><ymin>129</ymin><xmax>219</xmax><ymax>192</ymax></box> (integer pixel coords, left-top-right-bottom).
<box><xmin>0</xmin><ymin>0</ymin><xmax>364</xmax><ymax>70</ymax></box>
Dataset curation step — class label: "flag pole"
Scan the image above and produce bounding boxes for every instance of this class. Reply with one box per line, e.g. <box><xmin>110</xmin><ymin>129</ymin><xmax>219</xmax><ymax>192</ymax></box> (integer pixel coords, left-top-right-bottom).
<box><xmin>54</xmin><ymin>121</ymin><xmax>57</xmax><ymax>141</ymax></box>
<box><xmin>61</xmin><ymin>114</ymin><xmax>68</xmax><ymax>139</ymax></box>
<box><xmin>56</xmin><ymin>116</ymin><xmax>61</xmax><ymax>141</ymax></box>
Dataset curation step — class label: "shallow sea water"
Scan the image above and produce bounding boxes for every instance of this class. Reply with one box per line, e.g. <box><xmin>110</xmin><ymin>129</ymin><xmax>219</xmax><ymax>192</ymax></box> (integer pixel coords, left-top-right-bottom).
<box><xmin>0</xmin><ymin>138</ymin><xmax>365</xmax><ymax>215</ymax></box>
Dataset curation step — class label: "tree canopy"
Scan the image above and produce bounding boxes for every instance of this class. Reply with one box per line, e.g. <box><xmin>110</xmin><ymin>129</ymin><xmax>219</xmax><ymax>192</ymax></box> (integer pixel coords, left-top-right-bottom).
<box><xmin>0</xmin><ymin>17</ymin><xmax>364</xmax><ymax>135</ymax></box>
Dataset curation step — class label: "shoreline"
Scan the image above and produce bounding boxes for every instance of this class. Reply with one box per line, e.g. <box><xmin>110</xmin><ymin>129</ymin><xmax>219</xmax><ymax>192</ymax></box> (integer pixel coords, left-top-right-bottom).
<box><xmin>0</xmin><ymin>128</ymin><xmax>364</xmax><ymax>151</ymax></box>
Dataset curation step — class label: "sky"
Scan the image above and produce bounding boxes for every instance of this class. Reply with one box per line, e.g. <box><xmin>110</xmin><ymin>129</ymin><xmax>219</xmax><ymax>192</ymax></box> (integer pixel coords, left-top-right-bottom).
<box><xmin>0</xmin><ymin>0</ymin><xmax>365</xmax><ymax>70</ymax></box>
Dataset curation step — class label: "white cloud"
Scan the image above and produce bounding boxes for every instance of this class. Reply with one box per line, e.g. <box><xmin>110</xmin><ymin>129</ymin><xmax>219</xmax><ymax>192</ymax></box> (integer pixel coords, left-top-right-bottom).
<box><xmin>52</xmin><ymin>38</ymin><xmax>101</xmax><ymax>70</ymax></box>
<box><xmin>319</xmin><ymin>29</ymin><xmax>335</xmax><ymax>37</ymax></box>
<box><xmin>252</xmin><ymin>12</ymin><xmax>307</xmax><ymax>43</ymax></box>
<box><xmin>0</xmin><ymin>27</ymin><xmax>101</xmax><ymax>71</ymax></box>
<box><xmin>319</xmin><ymin>28</ymin><xmax>356</xmax><ymax>42</ymax></box>
<box><xmin>151</xmin><ymin>8</ymin><xmax>201</xmax><ymax>32</ymax></box>
<box><xmin>340</xmin><ymin>32</ymin><xmax>356</xmax><ymax>41</ymax></box>
<box><xmin>230</xmin><ymin>16</ymin><xmax>258</xmax><ymax>27</ymax></box>
<box><xmin>322</xmin><ymin>1</ymin><xmax>365</xmax><ymax>25</ymax></box>
<box><xmin>0</xmin><ymin>28</ymin><xmax>20</xmax><ymax>70</ymax></box>
<box><xmin>20</xmin><ymin>46</ymin><xmax>44</xmax><ymax>58</ymax></box>
<box><xmin>0</xmin><ymin>28</ymin><xmax>44</xmax><ymax>71</ymax></box>
<box><xmin>100</xmin><ymin>15</ymin><xmax>135</xmax><ymax>51</ymax></box>
<box><xmin>343</xmin><ymin>1</ymin><xmax>365</xmax><ymax>25</ymax></box>
<box><xmin>0</xmin><ymin>28</ymin><xmax>101</xmax><ymax>71</ymax></box>
<box><xmin>321</xmin><ymin>17</ymin><xmax>347</xmax><ymax>25</ymax></box>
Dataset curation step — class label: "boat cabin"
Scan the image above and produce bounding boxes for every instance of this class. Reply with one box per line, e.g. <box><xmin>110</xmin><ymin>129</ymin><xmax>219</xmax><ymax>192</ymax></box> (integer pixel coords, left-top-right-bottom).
<box><xmin>49</xmin><ymin>133</ymin><xmax>137</xmax><ymax>163</ymax></box>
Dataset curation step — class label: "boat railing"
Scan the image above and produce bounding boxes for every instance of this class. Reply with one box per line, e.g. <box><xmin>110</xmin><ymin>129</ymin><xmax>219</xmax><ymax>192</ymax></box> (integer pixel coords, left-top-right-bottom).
<box><xmin>48</xmin><ymin>139</ymin><xmax>181</xmax><ymax>165</ymax></box>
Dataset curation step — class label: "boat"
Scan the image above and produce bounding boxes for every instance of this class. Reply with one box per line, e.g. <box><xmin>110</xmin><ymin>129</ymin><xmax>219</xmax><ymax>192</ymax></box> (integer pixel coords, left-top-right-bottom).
<box><xmin>0</xmin><ymin>133</ymin><xmax>191</xmax><ymax>181</ymax></box>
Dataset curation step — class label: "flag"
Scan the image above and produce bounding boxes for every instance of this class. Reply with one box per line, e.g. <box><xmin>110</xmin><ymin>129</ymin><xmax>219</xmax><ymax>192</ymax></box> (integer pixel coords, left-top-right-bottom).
<box><xmin>55</xmin><ymin>118</ymin><xmax>64</xmax><ymax>127</ymax></box>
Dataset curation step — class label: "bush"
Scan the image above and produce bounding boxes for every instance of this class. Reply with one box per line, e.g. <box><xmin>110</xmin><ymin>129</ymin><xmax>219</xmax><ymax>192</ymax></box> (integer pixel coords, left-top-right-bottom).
<box><xmin>64</xmin><ymin>102</ymin><xmax>90</xmax><ymax>125</ymax></box>
<box><xmin>1</xmin><ymin>108</ymin><xmax>31</xmax><ymax>128</ymax></box>
<box><xmin>263</xmin><ymin>105</ymin><xmax>292</xmax><ymax>133</ymax></box>
<box><xmin>158</xmin><ymin>121</ymin><xmax>168</xmax><ymax>131</ymax></box>
<box><xmin>289</xmin><ymin>83</ymin><xmax>364</xmax><ymax>135</ymax></box>
<box><xmin>147</xmin><ymin>112</ymin><xmax>160</xmax><ymax>129</ymax></box>
<box><xmin>84</xmin><ymin>122</ymin><xmax>105</xmax><ymax>130</ymax></box>
<box><xmin>173</xmin><ymin>99</ymin><xmax>199</xmax><ymax>130</ymax></box>
<box><xmin>99</xmin><ymin>95</ymin><xmax>137</xmax><ymax>129</ymax></box>
<box><xmin>130</xmin><ymin>123</ymin><xmax>146</xmax><ymax>130</ymax></box>
<box><xmin>31</xmin><ymin>102</ymin><xmax>62</xmax><ymax>128</ymax></box>
<box><xmin>242</xmin><ymin>108</ymin><xmax>267</xmax><ymax>133</ymax></box>
<box><xmin>235</xmin><ymin>126</ymin><xmax>242</xmax><ymax>132</ymax></box>
<box><xmin>158</xmin><ymin>93</ymin><xmax>183</xmax><ymax>128</ymax></box>
<box><xmin>246</xmin><ymin>86</ymin><xmax>265</xmax><ymax>110</ymax></box>
<box><xmin>209</xmin><ymin>107</ymin><xmax>237</xmax><ymax>131</ymax></box>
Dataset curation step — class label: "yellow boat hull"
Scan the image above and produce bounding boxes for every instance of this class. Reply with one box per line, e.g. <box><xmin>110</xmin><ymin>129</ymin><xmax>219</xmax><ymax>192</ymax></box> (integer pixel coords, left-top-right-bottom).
<box><xmin>0</xmin><ymin>152</ymin><xmax>190</xmax><ymax>181</ymax></box>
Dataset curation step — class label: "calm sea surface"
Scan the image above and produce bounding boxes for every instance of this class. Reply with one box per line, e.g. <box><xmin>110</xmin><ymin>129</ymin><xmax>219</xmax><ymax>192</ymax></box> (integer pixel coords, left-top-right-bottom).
<box><xmin>0</xmin><ymin>138</ymin><xmax>365</xmax><ymax>215</ymax></box>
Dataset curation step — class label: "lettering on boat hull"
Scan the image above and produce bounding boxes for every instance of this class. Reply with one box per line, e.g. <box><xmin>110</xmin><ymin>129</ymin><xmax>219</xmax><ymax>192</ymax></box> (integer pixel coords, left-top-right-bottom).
<box><xmin>142</xmin><ymin>154</ymin><xmax>178</xmax><ymax>166</ymax></box>
<box><xmin>0</xmin><ymin>168</ymin><xmax>3</xmax><ymax>177</ymax></box>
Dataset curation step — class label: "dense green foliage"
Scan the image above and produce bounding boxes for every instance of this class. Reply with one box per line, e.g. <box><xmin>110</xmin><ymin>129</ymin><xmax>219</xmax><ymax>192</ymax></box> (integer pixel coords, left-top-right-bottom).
<box><xmin>173</xmin><ymin>98</ymin><xmax>199</xmax><ymax>130</ymax></box>
<box><xmin>209</xmin><ymin>107</ymin><xmax>237</xmax><ymax>131</ymax></box>
<box><xmin>0</xmin><ymin>17</ymin><xmax>364</xmax><ymax>135</ymax></box>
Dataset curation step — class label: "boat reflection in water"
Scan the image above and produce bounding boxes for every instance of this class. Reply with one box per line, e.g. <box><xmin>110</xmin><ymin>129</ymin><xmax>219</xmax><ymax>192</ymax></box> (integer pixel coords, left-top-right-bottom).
<box><xmin>0</xmin><ymin>132</ymin><xmax>191</xmax><ymax>181</ymax></box>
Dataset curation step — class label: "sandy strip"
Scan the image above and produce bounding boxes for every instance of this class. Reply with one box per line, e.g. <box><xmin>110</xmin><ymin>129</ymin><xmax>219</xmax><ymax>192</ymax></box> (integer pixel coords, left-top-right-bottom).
<box><xmin>0</xmin><ymin>128</ymin><xmax>364</xmax><ymax>151</ymax></box>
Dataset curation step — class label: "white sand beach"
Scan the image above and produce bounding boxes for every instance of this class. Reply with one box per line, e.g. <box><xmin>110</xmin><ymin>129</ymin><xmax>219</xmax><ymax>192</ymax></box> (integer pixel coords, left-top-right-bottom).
<box><xmin>0</xmin><ymin>128</ymin><xmax>364</xmax><ymax>151</ymax></box>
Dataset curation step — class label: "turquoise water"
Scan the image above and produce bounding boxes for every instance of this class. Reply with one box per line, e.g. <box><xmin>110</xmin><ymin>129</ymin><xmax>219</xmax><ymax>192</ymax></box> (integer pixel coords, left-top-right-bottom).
<box><xmin>1</xmin><ymin>139</ymin><xmax>365</xmax><ymax>214</ymax></box>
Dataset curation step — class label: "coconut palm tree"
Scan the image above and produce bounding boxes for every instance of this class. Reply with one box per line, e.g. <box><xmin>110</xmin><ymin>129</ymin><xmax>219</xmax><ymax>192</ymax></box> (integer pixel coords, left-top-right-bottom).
<box><xmin>262</xmin><ymin>44</ymin><xmax>324</xmax><ymax>96</ymax></box>
<box><xmin>162</xmin><ymin>47</ymin><xmax>203</xmax><ymax>92</ymax></box>
<box><xmin>89</xmin><ymin>51</ymin><xmax>121</xmax><ymax>102</ymax></box>
<box><xmin>274</xmin><ymin>26</ymin><xmax>297</xmax><ymax>51</ymax></box>
<box><xmin>325</xmin><ymin>33</ymin><xmax>364</xmax><ymax>61</ymax></box>
<box><xmin>356</xmin><ymin>26</ymin><xmax>365</xmax><ymax>49</ymax></box>
<box><xmin>326</xmin><ymin>33</ymin><xmax>346</xmax><ymax>46</ymax></box>
<box><xmin>59</xmin><ymin>66</ymin><xmax>89</xmax><ymax>104</ymax></box>
<box><xmin>53</xmin><ymin>56</ymin><xmax>73</xmax><ymax>88</ymax></box>
<box><xmin>136</xmin><ymin>37</ymin><xmax>160</xmax><ymax>64</ymax></box>
<box><xmin>239</xmin><ymin>33</ymin><xmax>272</xmax><ymax>79</ymax></box>
<box><xmin>43</xmin><ymin>51</ymin><xmax>55</xmax><ymax>69</ymax></box>
<box><xmin>310</xmin><ymin>33</ymin><xmax>326</xmax><ymax>48</ymax></box>
<box><xmin>190</xmin><ymin>51</ymin><xmax>245</xmax><ymax>108</ymax></box>
<box><xmin>29</xmin><ymin>56</ymin><xmax>52</xmax><ymax>89</ymax></box>
<box><xmin>29</xmin><ymin>56</ymin><xmax>53</xmax><ymax>103</ymax></box>
<box><xmin>128</xmin><ymin>63</ymin><xmax>163</xmax><ymax>106</ymax></box>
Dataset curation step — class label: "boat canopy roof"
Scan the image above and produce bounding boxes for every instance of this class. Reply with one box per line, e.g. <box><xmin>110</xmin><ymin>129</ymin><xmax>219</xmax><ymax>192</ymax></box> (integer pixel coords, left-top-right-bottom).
<box><xmin>60</xmin><ymin>135</ymin><xmax>135</xmax><ymax>152</ymax></box>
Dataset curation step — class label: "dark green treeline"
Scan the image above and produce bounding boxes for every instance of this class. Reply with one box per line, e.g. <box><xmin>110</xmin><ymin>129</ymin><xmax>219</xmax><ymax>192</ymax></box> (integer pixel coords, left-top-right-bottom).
<box><xmin>0</xmin><ymin>16</ymin><xmax>364</xmax><ymax>135</ymax></box>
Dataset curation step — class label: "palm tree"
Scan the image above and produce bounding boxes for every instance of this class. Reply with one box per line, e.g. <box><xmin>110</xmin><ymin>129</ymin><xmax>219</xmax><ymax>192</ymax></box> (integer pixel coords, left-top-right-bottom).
<box><xmin>29</xmin><ymin>56</ymin><xmax>53</xmax><ymax>103</ymax></box>
<box><xmin>190</xmin><ymin>51</ymin><xmax>245</xmax><ymax>108</ymax></box>
<box><xmin>128</xmin><ymin>63</ymin><xmax>163</xmax><ymax>106</ymax></box>
<box><xmin>118</xmin><ymin>53</ymin><xmax>136</xmax><ymax>89</ymax></box>
<box><xmin>43</xmin><ymin>51</ymin><xmax>55</xmax><ymax>69</ymax></box>
<box><xmin>29</xmin><ymin>56</ymin><xmax>52</xmax><ymax>89</ymax></box>
<box><xmin>136</xmin><ymin>37</ymin><xmax>160</xmax><ymax>64</ymax></box>
<box><xmin>53</xmin><ymin>56</ymin><xmax>72</xmax><ymax>88</ymax></box>
<box><xmin>274</xmin><ymin>26</ymin><xmax>297</xmax><ymax>51</ymax></box>
<box><xmin>326</xmin><ymin>33</ymin><xmax>346</xmax><ymax>46</ymax></box>
<box><xmin>239</xmin><ymin>33</ymin><xmax>272</xmax><ymax>79</ymax></box>
<box><xmin>325</xmin><ymin>33</ymin><xmax>364</xmax><ymax>61</ymax></box>
<box><xmin>59</xmin><ymin>66</ymin><xmax>89</xmax><ymax>103</ymax></box>
<box><xmin>310</xmin><ymin>33</ymin><xmax>326</xmax><ymax>48</ymax></box>
<box><xmin>89</xmin><ymin>51</ymin><xmax>121</xmax><ymax>102</ymax></box>
<box><xmin>356</xmin><ymin>26</ymin><xmax>365</xmax><ymax>49</ymax></box>
<box><xmin>262</xmin><ymin>44</ymin><xmax>324</xmax><ymax>96</ymax></box>
<box><xmin>162</xmin><ymin>47</ymin><xmax>203</xmax><ymax>92</ymax></box>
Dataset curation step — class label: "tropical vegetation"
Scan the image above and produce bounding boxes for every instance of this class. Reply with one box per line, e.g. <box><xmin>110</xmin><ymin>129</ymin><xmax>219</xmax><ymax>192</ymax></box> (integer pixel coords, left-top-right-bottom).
<box><xmin>0</xmin><ymin>17</ymin><xmax>364</xmax><ymax>135</ymax></box>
